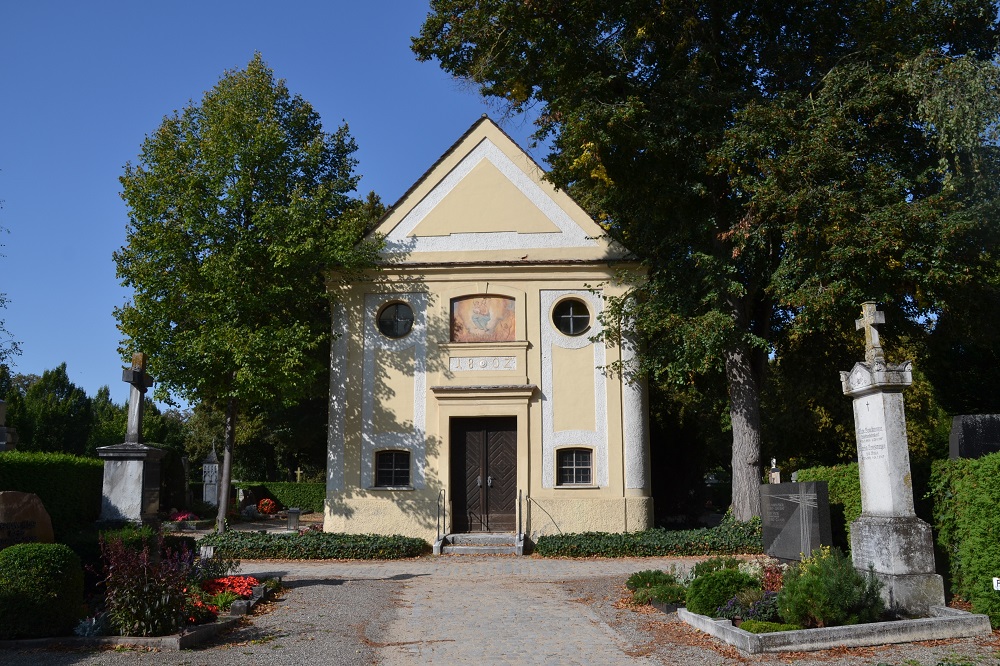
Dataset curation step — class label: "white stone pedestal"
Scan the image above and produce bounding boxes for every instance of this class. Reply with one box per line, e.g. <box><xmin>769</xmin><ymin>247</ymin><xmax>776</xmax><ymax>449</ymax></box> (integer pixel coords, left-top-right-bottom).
<box><xmin>840</xmin><ymin>361</ymin><xmax>945</xmax><ymax>616</ymax></box>
<box><xmin>97</xmin><ymin>443</ymin><xmax>164</xmax><ymax>526</ymax></box>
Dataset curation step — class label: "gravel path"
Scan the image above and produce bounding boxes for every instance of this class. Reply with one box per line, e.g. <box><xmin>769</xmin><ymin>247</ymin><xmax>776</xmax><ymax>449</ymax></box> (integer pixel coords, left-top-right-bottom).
<box><xmin>2</xmin><ymin>556</ymin><xmax>999</xmax><ymax>666</ymax></box>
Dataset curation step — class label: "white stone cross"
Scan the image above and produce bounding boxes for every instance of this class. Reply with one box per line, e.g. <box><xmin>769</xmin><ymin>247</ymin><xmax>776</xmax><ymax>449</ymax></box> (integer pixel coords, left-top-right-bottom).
<box><xmin>122</xmin><ymin>352</ymin><xmax>154</xmax><ymax>445</ymax></box>
<box><xmin>855</xmin><ymin>301</ymin><xmax>885</xmax><ymax>365</ymax></box>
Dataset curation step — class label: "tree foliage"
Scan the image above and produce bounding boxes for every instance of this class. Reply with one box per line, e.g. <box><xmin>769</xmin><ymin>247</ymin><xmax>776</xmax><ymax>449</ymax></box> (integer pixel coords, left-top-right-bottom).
<box><xmin>115</xmin><ymin>54</ymin><xmax>380</xmax><ymax>530</ymax></box>
<box><xmin>0</xmin><ymin>215</ymin><xmax>21</xmax><ymax>366</ymax></box>
<box><xmin>414</xmin><ymin>0</ymin><xmax>1000</xmax><ymax>519</ymax></box>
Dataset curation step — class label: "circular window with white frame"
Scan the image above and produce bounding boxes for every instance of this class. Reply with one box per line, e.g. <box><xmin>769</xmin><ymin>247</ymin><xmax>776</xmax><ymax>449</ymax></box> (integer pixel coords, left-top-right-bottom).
<box><xmin>552</xmin><ymin>298</ymin><xmax>591</xmax><ymax>336</ymax></box>
<box><xmin>377</xmin><ymin>301</ymin><xmax>414</xmax><ymax>339</ymax></box>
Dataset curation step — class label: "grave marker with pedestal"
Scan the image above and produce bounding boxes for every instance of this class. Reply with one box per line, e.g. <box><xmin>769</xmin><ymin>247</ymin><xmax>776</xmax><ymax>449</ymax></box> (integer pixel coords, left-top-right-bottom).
<box><xmin>97</xmin><ymin>353</ymin><xmax>164</xmax><ymax>526</ymax></box>
<box><xmin>840</xmin><ymin>302</ymin><xmax>944</xmax><ymax>616</ymax></box>
<box><xmin>202</xmin><ymin>446</ymin><xmax>219</xmax><ymax>507</ymax></box>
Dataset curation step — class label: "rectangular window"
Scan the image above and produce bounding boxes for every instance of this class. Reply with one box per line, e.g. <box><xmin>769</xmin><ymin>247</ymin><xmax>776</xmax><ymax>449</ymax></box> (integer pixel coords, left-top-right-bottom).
<box><xmin>375</xmin><ymin>450</ymin><xmax>410</xmax><ymax>487</ymax></box>
<box><xmin>557</xmin><ymin>448</ymin><xmax>592</xmax><ymax>486</ymax></box>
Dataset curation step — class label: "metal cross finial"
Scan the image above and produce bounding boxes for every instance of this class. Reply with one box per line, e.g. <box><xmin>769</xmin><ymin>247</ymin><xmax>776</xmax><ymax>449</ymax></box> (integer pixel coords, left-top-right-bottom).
<box><xmin>855</xmin><ymin>301</ymin><xmax>885</xmax><ymax>365</ymax></box>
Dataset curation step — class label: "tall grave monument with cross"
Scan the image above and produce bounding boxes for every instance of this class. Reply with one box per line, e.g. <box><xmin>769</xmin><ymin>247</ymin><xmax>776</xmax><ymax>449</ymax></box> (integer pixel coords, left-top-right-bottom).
<box><xmin>97</xmin><ymin>353</ymin><xmax>164</xmax><ymax>526</ymax></box>
<box><xmin>840</xmin><ymin>302</ymin><xmax>944</xmax><ymax>615</ymax></box>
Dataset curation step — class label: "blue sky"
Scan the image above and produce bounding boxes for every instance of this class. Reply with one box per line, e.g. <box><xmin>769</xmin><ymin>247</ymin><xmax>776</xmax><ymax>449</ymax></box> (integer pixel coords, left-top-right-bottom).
<box><xmin>0</xmin><ymin>2</ymin><xmax>545</xmax><ymax>406</ymax></box>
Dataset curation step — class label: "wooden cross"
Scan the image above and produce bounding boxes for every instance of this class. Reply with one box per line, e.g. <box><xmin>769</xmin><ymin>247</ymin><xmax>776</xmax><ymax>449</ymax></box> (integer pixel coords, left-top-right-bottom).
<box><xmin>855</xmin><ymin>301</ymin><xmax>885</xmax><ymax>365</ymax></box>
<box><xmin>295</xmin><ymin>467</ymin><xmax>304</xmax><ymax>483</ymax></box>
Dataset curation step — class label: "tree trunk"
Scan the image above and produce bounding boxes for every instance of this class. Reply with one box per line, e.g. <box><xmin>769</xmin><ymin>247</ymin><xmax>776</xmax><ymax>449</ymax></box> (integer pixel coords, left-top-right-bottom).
<box><xmin>725</xmin><ymin>342</ymin><xmax>763</xmax><ymax>521</ymax></box>
<box><xmin>215</xmin><ymin>397</ymin><xmax>238</xmax><ymax>533</ymax></box>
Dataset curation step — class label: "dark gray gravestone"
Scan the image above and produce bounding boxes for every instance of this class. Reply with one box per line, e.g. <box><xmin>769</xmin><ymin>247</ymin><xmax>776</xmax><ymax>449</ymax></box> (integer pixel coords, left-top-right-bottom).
<box><xmin>760</xmin><ymin>481</ymin><xmax>832</xmax><ymax>561</ymax></box>
<box><xmin>949</xmin><ymin>415</ymin><xmax>1000</xmax><ymax>459</ymax></box>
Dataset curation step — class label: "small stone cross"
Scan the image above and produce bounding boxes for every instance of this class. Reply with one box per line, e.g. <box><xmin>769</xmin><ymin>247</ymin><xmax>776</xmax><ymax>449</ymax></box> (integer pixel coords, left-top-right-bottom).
<box><xmin>855</xmin><ymin>301</ymin><xmax>886</xmax><ymax>365</ymax></box>
<box><xmin>295</xmin><ymin>467</ymin><xmax>304</xmax><ymax>483</ymax></box>
<box><xmin>122</xmin><ymin>352</ymin><xmax>155</xmax><ymax>445</ymax></box>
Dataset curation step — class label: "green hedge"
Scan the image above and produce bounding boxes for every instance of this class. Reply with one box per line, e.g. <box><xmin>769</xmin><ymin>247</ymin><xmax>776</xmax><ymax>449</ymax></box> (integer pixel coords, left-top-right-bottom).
<box><xmin>0</xmin><ymin>451</ymin><xmax>103</xmax><ymax>535</ymax></box>
<box><xmin>794</xmin><ymin>463</ymin><xmax>861</xmax><ymax>550</ymax></box>
<box><xmin>233</xmin><ymin>481</ymin><xmax>325</xmax><ymax>512</ymax></box>
<box><xmin>534</xmin><ymin>517</ymin><xmax>762</xmax><ymax>557</ymax></box>
<box><xmin>197</xmin><ymin>530</ymin><xmax>427</xmax><ymax>559</ymax></box>
<box><xmin>930</xmin><ymin>454</ymin><xmax>1000</xmax><ymax>626</ymax></box>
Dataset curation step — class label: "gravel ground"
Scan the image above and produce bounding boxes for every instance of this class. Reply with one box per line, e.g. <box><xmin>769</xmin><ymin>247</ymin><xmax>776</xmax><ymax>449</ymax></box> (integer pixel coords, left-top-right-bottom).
<box><xmin>2</xmin><ymin>567</ymin><xmax>999</xmax><ymax>665</ymax></box>
<box><xmin>570</xmin><ymin>576</ymin><xmax>1000</xmax><ymax>666</ymax></box>
<box><xmin>0</xmin><ymin>577</ymin><xmax>397</xmax><ymax>666</ymax></box>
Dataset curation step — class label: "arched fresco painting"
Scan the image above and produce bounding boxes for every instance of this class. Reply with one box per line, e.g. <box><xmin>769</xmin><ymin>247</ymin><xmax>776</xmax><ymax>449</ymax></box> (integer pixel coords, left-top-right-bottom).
<box><xmin>451</xmin><ymin>295</ymin><xmax>516</xmax><ymax>342</ymax></box>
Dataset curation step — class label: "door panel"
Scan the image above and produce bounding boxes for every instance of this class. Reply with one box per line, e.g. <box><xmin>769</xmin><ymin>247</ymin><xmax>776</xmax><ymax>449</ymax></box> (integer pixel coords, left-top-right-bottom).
<box><xmin>485</xmin><ymin>426</ymin><xmax>516</xmax><ymax>531</ymax></box>
<box><xmin>450</xmin><ymin>417</ymin><xmax>516</xmax><ymax>533</ymax></box>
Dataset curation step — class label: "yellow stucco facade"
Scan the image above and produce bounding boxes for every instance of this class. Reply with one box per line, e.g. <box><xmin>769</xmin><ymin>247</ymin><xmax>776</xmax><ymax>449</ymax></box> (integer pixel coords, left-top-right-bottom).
<box><xmin>324</xmin><ymin>117</ymin><xmax>652</xmax><ymax>544</ymax></box>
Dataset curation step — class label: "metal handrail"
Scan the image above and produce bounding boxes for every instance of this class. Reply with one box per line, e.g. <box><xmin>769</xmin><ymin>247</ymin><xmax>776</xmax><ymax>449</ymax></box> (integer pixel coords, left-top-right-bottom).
<box><xmin>526</xmin><ymin>495</ymin><xmax>563</xmax><ymax>535</ymax></box>
<box><xmin>517</xmin><ymin>489</ymin><xmax>523</xmax><ymax>540</ymax></box>
<box><xmin>436</xmin><ymin>488</ymin><xmax>446</xmax><ymax>543</ymax></box>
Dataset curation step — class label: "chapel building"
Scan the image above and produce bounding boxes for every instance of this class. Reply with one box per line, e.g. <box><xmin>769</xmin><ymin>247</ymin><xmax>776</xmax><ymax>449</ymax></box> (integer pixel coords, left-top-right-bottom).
<box><xmin>324</xmin><ymin>117</ymin><xmax>652</xmax><ymax>546</ymax></box>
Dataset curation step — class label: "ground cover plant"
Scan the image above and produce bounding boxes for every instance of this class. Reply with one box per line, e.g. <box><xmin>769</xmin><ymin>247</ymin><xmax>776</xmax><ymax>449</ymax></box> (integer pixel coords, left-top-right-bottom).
<box><xmin>198</xmin><ymin>529</ymin><xmax>427</xmax><ymax>559</ymax></box>
<box><xmin>535</xmin><ymin>514</ymin><xmax>761</xmax><ymax>557</ymax></box>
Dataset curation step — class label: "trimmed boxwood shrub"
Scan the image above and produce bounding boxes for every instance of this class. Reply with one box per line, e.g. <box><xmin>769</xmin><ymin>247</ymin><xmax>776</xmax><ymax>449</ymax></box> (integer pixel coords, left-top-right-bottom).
<box><xmin>198</xmin><ymin>530</ymin><xmax>427</xmax><ymax>559</ymax></box>
<box><xmin>0</xmin><ymin>542</ymin><xmax>85</xmax><ymax>639</ymax></box>
<box><xmin>685</xmin><ymin>569</ymin><xmax>758</xmax><ymax>616</ymax></box>
<box><xmin>233</xmin><ymin>482</ymin><xmax>325</xmax><ymax>513</ymax></box>
<box><xmin>930</xmin><ymin>453</ymin><xmax>1000</xmax><ymax>626</ymax></box>
<box><xmin>740</xmin><ymin>620</ymin><xmax>802</xmax><ymax>633</ymax></box>
<box><xmin>0</xmin><ymin>451</ymin><xmax>103</xmax><ymax>536</ymax></box>
<box><xmin>534</xmin><ymin>517</ymin><xmax>762</xmax><ymax>557</ymax></box>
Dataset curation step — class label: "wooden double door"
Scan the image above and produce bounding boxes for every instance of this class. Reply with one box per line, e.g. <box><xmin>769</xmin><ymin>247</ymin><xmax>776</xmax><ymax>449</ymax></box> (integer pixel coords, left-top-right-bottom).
<box><xmin>450</xmin><ymin>417</ymin><xmax>516</xmax><ymax>532</ymax></box>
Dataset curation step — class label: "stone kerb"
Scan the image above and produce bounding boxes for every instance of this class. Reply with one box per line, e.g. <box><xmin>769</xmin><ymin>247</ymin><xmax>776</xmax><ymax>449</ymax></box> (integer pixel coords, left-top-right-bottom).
<box><xmin>678</xmin><ymin>606</ymin><xmax>991</xmax><ymax>655</ymax></box>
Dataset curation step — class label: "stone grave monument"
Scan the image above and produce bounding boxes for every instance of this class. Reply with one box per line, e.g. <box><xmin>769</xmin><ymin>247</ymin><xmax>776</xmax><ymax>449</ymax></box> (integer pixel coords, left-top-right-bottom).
<box><xmin>840</xmin><ymin>302</ymin><xmax>945</xmax><ymax>615</ymax></box>
<box><xmin>0</xmin><ymin>399</ymin><xmax>17</xmax><ymax>452</ymax></box>
<box><xmin>0</xmin><ymin>491</ymin><xmax>54</xmax><ymax>550</ymax></box>
<box><xmin>760</xmin><ymin>481</ymin><xmax>832</xmax><ymax>561</ymax></box>
<box><xmin>949</xmin><ymin>414</ymin><xmax>1000</xmax><ymax>459</ymax></box>
<box><xmin>97</xmin><ymin>353</ymin><xmax>164</xmax><ymax>526</ymax></box>
<box><xmin>202</xmin><ymin>446</ymin><xmax>219</xmax><ymax>507</ymax></box>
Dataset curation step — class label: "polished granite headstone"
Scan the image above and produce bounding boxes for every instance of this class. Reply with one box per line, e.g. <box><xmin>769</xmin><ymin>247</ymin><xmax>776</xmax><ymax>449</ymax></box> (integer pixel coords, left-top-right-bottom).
<box><xmin>949</xmin><ymin>414</ymin><xmax>1000</xmax><ymax>459</ymax></box>
<box><xmin>761</xmin><ymin>481</ymin><xmax>832</xmax><ymax>561</ymax></box>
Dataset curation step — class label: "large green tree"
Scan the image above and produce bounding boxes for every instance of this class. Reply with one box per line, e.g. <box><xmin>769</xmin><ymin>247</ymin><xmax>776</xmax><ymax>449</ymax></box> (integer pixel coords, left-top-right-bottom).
<box><xmin>115</xmin><ymin>54</ymin><xmax>380</xmax><ymax>531</ymax></box>
<box><xmin>414</xmin><ymin>0</ymin><xmax>1000</xmax><ymax>519</ymax></box>
<box><xmin>0</xmin><ymin>215</ymin><xmax>21</xmax><ymax>366</ymax></box>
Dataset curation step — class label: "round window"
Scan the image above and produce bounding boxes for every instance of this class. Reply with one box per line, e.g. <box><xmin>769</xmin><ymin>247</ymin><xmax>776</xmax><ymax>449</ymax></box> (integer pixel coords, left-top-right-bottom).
<box><xmin>552</xmin><ymin>298</ymin><xmax>591</xmax><ymax>336</ymax></box>
<box><xmin>377</xmin><ymin>302</ymin><xmax>414</xmax><ymax>338</ymax></box>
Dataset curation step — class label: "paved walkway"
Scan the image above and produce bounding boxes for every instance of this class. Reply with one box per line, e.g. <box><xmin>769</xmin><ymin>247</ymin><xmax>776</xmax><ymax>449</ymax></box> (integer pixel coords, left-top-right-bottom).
<box><xmin>239</xmin><ymin>556</ymin><xmax>698</xmax><ymax>665</ymax></box>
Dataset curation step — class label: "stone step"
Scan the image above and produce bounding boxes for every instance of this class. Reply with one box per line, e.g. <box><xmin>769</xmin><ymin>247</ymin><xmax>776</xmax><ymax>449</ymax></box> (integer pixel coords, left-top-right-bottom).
<box><xmin>446</xmin><ymin>532</ymin><xmax>516</xmax><ymax>547</ymax></box>
<box><xmin>440</xmin><ymin>544</ymin><xmax>517</xmax><ymax>555</ymax></box>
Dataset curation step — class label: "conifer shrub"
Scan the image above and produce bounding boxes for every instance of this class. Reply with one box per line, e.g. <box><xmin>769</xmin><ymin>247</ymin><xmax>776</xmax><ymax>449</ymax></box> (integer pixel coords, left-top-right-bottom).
<box><xmin>0</xmin><ymin>542</ymin><xmax>85</xmax><ymax>639</ymax></box>
<box><xmin>777</xmin><ymin>547</ymin><xmax>884</xmax><ymax>628</ymax></box>
<box><xmin>633</xmin><ymin>582</ymin><xmax>687</xmax><ymax>605</ymax></box>
<box><xmin>685</xmin><ymin>569</ymin><xmax>758</xmax><ymax>616</ymax></box>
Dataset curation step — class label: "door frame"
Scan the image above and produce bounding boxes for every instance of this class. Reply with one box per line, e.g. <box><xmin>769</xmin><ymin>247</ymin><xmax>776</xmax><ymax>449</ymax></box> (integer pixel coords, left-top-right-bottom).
<box><xmin>430</xmin><ymin>385</ymin><xmax>535</xmax><ymax>535</ymax></box>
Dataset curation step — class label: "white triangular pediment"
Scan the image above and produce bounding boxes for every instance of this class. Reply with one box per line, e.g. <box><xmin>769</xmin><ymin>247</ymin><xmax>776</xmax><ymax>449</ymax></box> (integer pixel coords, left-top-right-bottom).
<box><xmin>369</xmin><ymin>117</ymin><xmax>630</xmax><ymax>264</ymax></box>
